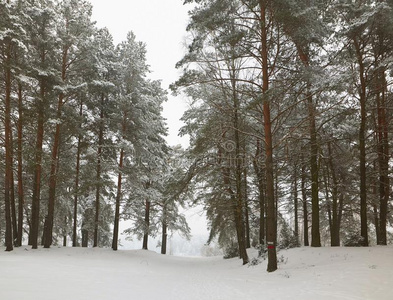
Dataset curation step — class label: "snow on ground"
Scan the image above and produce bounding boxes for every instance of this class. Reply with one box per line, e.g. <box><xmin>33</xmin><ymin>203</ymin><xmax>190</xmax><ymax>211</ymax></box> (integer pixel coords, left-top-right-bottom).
<box><xmin>0</xmin><ymin>245</ymin><xmax>392</xmax><ymax>300</ymax></box>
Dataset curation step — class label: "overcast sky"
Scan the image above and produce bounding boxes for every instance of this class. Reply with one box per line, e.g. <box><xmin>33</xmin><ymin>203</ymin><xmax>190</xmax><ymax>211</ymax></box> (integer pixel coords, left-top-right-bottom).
<box><xmin>89</xmin><ymin>0</ymin><xmax>191</xmax><ymax>147</ymax></box>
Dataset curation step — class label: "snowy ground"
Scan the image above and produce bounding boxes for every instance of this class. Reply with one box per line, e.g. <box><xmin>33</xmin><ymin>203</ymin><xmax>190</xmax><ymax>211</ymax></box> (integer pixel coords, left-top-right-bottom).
<box><xmin>1</xmin><ymin>245</ymin><xmax>392</xmax><ymax>300</ymax></box>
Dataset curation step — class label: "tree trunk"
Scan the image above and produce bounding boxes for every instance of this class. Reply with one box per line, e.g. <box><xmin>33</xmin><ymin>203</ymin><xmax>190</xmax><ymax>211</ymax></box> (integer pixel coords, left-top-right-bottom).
<box><xmin>230</xmin><ymin>50</ymin><xmax>248</xmax><ymax>265</ymax></box>
<box><xmin>373</xmin><ymin>202</ymin><xmax>380</xmax><ymax>243</ymax></box>
<box><xmin>326</xmin><ymin>141</ymin><xmax>341</xmax><ymax>246</ymax></box>
<box><xmin>161</xmin><ymin>215</ymin><xmax>168</xmax><ymax>255</ymax></box>
<box><xmin>258</xmin><ymin>176</ymin><xmax>265</xmax><ymax>246</ymax></box>
<box><xmin>244</xmin><ymin>169</ymin><xmax>251</xmax><ymax>249</ymax></box>
<box><xmin>375</xmin><ymin>69</ymin><xmax>389</xmax><ymax>245</ymax></box>
<box><xmin>112</xmin><ymin>110</ymin><xmax>127</xmax><ymax>250</ymax></box>
<box><xmin>44</xmin><ymin>42</ymin><xmax>70</xmax><ymax>248</ymax></box>
<box><xmin>142</xmin><ymin>200</ymin><xmax>151</xmax><ymax>250</ymax></box>
<box><xmin>260</xmin><ymin>0</ymin><xmax>277</xmax><ymax>272</ymax></box>
<box><xmin>296</xmin><ymin>45</ymin><xmax>321</xmax><ymax>247</ymax></box>
<box><xmin>221</xmin><ymin>157</ymin><xmax>247</xmax><ymax>264</ymax></box>
<box><xmin>253</xmin><ymin>140</ymin><xmax>265</xmax><ymax>246</ymax></box>
<box><xmin>43</xmin><ymin>95</ymin><xmax>63</xmax><ymax>248</ymax></box>
<box><xmin>72</xmin><ymin>101</ymin><xmax>83</xmax><ymax>247</ymax></box>
<box><xmin>81</xmin><ymin>214</ymin><xmax>88</xmax><ymax>248</ymax></box>
<box><xmin>30</xmin><ymin>47</ymin><xmax>46</xmax><ymax>249</ymax></box>
<box><xmin>63</xmin><ymin>216</ymin><xmax>67</xmax><ymax>247</ymax></box>
<box><xmin>301</xmin><ymin>152</ymin><xmax>309</xmax><ymax>246</ymax></box>
<box><xmin>112</xmin><ymin>148</ymin><xmax>124</xmax><ymax>251</ymax></box>
<box><xmin>323</xmin><ymin>157</ymin><xmax>333</xmax><ymax>241</ymax></box>
<box><xmin>30</xmin><ymin>108</ymin><xmax>44</xmax><ymax>249</ymax></box>
<box><xmin>293</xmin><ymin>165</ymin><xmax>299</xmax><ymax>247</ymax></box>
<box><xmin>10</xmin><ymin>130</ymin><xmax>18</xmax><ymax>246</ymax></box>
<box><xmin>94</xmin><ymin>95</ymin><xmax>105</xmax><ymax>248</ymax></box>
<box><xmin>4</xmin><ymin>41</ymin><xmax>14</xmax><ymax>251</ymax></box>
<box><xmin>354</xmin><ymin>37</ymin><xmax>369</xmax><ymax>246</ymax></box>
<box><xmin>16</xmin><ymin>81</ymin><xmax>24</xmax><ymax>247</ymax></box>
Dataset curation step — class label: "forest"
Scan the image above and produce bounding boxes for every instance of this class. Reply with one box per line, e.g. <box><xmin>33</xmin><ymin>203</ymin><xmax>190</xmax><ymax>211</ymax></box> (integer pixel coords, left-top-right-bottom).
<box><xmin>1</xmin><ymin>0</ymin><xmax>393</xmax><ymax>273</ymax></box>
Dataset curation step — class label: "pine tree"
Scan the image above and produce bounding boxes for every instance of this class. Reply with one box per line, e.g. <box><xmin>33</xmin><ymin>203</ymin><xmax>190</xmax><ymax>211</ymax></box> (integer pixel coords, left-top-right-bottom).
<box><xmin>88</xmin><ymin>28</ymin><xmax>117</xmax><ymax>247</ymax></box>
<box><xmin>43</xmin><ymin>0</ymin><xmax>95</xmax><ymax>248</ymax></box>
<box><xmin>336</xmin><ymin>0</ymin><xmax>393</xmax><ymax>246</ymax></box>
<box><xmin>111</xmin><ymin>31</ymin><xmax>150</xmax><ymax>251</ymax></box>
<box><xmin>25</xmin><ymin>0</ymin><xmax>59</xmax><ymax>249</ymax></box>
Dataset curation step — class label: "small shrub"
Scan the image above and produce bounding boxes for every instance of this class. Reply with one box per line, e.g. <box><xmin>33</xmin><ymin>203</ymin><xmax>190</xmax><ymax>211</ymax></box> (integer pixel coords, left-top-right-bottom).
<box><xmin>223</xmin><ymin>242</ymin><xmax>239</xmax><ymax>259</ymax></box>
<box><xmin>278</xmin><ymin>254</ymin><xmax>288</xmax><ymax>265</ymax></box>
<box><xmin>248</xmin><ymin>257</ymin><xmax>262</xmax><ymax>267</ymax></box>
<box><xmin>256</xmin><ymin>243</ymin><xmax>267</xmax><ymax>260</ymax></box>
<box><xmin>343</xmin><ymin>232</ymin><xmax>365</xmax><ymax>247</ymax></box>
<box><xmin>278</xmin><ymin>220</ymin><xmax>299</xmax><ymax>250</ymax></box>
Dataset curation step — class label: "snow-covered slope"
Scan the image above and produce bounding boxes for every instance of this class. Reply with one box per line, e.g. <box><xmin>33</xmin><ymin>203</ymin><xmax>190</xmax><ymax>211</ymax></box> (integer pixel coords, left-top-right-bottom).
<box><xmin>0</xmin><ymin>246</ymin><xmax>391</xmax><ymax>300</ymax></box>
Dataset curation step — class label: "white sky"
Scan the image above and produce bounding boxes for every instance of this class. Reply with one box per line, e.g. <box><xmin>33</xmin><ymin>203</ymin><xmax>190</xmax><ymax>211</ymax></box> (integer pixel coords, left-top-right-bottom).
<box><xmin>89</xmin><ymin>0</ymin><xmax>191</xmax><ymax>147</ymax></box>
